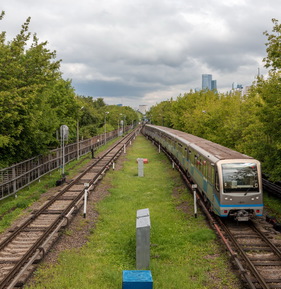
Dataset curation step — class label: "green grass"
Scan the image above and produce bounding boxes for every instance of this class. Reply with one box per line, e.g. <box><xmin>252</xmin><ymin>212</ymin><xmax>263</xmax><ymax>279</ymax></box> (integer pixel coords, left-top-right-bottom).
<box><xmin>0</xmin><ymin>138</ymin><xmax>118</xmax><ymax>233</ymax></box>
<box><xmin>26</xmin><ymin>135</ymin><xmax>240</xmax><ymax>289</ymax></box>
<box><xmin>264</xmin><ymin>192</ymin><xmax>281</xmax><ymax>220</ymax></box>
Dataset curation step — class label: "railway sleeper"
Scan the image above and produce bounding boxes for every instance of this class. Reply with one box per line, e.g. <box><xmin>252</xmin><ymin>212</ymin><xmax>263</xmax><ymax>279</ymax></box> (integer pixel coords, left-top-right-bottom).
<box><xmin>252</xmin><ymin>260</ymin><xmax>281</xmax><ymax>266</ymax></box>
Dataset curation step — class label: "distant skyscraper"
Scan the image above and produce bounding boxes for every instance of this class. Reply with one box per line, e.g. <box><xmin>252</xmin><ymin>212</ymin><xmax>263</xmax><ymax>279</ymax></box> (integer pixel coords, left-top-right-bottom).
<box><xmin>211</xmin><ymin>80</ymin><xmax>217</xmax><ymax>90</ymax></box>
<box><xmin>202</xmin><ymin>74</ymin><xmax>212</xmax><ymax>90</ymax></box>
<box><xmin>202</xmin><ymin>74</ymin><xmax>217</xmax><ymax>90</ymax></box>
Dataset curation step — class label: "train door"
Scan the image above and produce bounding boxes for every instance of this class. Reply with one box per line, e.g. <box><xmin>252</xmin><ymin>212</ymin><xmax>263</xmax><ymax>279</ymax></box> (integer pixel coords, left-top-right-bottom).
<box><xmin>202</xmin><ymin>158</ymin><xmax>208</xmax><ymax>192</ymax></box>
<box><xmin>212</xmin><ymin>167</ymin><xmax>221</xmax><ymax>210</ymax></box>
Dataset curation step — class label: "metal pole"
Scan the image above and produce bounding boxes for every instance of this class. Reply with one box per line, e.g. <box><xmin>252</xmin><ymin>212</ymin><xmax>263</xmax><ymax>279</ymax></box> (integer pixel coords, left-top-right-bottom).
<box><xmin>105</xmin><ymin>111</ymin><xmax>109</xmax><ymax>144</ymax></box>
<box><xmin>118</xmin><ymin>117</ymin><xmax>119</xmax><ymax>137</ymax></box>
<box><xmin>77</xmin><ymin>119</ymin><xmax>79</xmax><ymax>160</ymax></box>
<box><xmin>192</xmin><ymin>184</ymin><xmax>198</xmax><ymax>218</ymax></box>
<box><xmin>77</xmin><ymin>106</ymin><xmax>84</xmax><ymax>160</ymax></box>
<box><xmin>119</xmin><ymin>113</ymin><xmax>122</xmax><ymax>136</ymax></box>
<box><xmin>83</xmin><ymin>183</ymin><xmax>89</xmax><ymax>218</ymax></box>
<box><xmin>62</xmin><ymin>134</ymin><xmax>65</xmax><ymax>175</ymax></box>
<box><xmin>104</xmin><ymin>114</ymin><xmax>106</xmax><ymax>144</ymax></box>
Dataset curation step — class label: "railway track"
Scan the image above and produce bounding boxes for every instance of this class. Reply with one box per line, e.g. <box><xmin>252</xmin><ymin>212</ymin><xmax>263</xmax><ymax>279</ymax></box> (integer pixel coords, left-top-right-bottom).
<box><xmin>216</xmin><ymin>217</ymin><xmax>281</xmax><ymax>289</ymax></box>
<box><xmin>148</xmin><ymin>135</ymin><xmax>281</xmax><ymax>289</ymax></box>
<box><xmin>263</xmin><ymin>178</ymin><xmax>281</xmax><ymax>199</ymax></box>
<box><xmin>0</xmin><ymin>128</ymin><xmax>140</xmax><ymax>289</ymax></box>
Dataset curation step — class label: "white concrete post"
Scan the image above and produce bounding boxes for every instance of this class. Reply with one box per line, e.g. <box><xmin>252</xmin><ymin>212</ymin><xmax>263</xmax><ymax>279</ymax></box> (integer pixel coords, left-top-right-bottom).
<box><xmin>83</xmin><ymin>183</ymin><xmax>89</xmax><ymax>218</ymax></box>
<box><xmin>136</xmin><ymin>209</ymin><xmax>151</xmax><ymax>269</ymax></box>
<box><xmin>192</xmin><ymin>184</ymin><xmax>198</xmax><ymax>218</ymax></box>
<box><xmin>138</xmin><ymin>158</ymin><xmax>144</xmax><ymax>177</ymax></box>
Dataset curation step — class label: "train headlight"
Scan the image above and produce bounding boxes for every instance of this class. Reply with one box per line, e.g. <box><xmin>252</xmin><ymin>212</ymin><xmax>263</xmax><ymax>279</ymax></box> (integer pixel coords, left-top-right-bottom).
<box><xmin>256</xmin><ymin>197</ymin><xmax>259</xmax><ymax>200</ymax></box>
<box><xmin>230</xmin><ymin>198</ymin><xmax>232</xmax><ymax>201</ymax></box>
<box><xmin>251</xmin><ymin>198</ymin><xmax>255</xmax><ymax>201</ymax></box>
<box><xmin>224</xmin><ymin>197</ymin><xmax>228</xmax><ymax>200</ymax></box>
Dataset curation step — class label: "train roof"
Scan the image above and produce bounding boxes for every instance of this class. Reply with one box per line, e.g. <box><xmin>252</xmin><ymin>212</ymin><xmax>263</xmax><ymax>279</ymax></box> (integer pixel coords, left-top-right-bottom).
<box><xmin>146</xmin><ymin>124</ymin><xmax>253</xmax><ymax>161</ymax></box>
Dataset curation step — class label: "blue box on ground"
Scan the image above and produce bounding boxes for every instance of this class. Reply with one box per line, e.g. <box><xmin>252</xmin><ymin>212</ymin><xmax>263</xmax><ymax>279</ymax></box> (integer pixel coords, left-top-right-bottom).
<box><xmin>122</xmin><ymin>270</ymin><xmax>153</xmax><ymax>289</ymax></box>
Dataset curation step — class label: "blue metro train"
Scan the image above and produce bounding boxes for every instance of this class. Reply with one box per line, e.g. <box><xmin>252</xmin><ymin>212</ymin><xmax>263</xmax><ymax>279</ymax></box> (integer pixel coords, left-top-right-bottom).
<box><xmin>143</xmin><ymin>124</ymin><xmax>263</xmax><ymax>221</ymax></box>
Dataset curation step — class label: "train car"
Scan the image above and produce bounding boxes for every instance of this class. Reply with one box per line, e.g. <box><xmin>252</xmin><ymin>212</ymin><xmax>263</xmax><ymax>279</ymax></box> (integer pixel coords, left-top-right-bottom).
<box><xmin>143</xmin><ymin>124</ymin><xmax>263</xmax><ymax>221</ymax></box>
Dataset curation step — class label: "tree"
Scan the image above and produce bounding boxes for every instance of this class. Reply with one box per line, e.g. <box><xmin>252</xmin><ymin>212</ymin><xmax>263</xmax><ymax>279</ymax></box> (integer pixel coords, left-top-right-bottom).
<box><xmin>148</xmin><ymin>99</ymin><xmax>174</xmax><ymax>127</ymax></box>
<box><xmin>0</xmin><ymin>14</ymin><xmax>77</xmax><ymax>166</ymax></box>
<box><xmin>263</xmin><ymin>18</ymin><xmax>281</xmax><ymax>72</ymax></box>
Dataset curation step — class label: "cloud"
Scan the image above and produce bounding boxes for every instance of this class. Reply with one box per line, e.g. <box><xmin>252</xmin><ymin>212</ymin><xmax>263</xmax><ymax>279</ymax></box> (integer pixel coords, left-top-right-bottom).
<box><xmin>1</xmin><ymin>0</ymin><xmax>281</xmax><ymax>107</ymax></box>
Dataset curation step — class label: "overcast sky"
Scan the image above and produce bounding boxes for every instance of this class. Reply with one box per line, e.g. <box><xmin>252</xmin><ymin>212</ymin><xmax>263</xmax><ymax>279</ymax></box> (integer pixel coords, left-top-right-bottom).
<box><xmin>1</xmin><ymin>0</ymin><xmax>280</xmax><ymax>108</ymax></box>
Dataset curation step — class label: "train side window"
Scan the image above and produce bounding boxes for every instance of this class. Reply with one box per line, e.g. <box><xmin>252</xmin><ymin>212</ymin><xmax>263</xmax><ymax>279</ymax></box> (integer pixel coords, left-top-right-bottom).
<box><xmin>215</xmin><ymin>171</ymin><xmax>219</xmax><ymax>191</ymax></box>
<box><xmin>185</xmin><ymin>147</ymin><xmax>189</xmax><ymax>160</ymax></box>
<box><xmin>203</xmin><ymin>159</ymin><xmax>208</xmax><ymax>176</ymax></box>
<box><xmin>211</xmin><ymin>165</ymin><xmax>215</xmax><ymax>182</ymax></box>
<box><xmin>207</xmin><ymin>162</ymin><xmax>212</xmax><ymax>182</ymax></box>
<box><xmin>194</xmin><ymin>154</ymin><xmax>198</xmax><ymax>166</ymax></box>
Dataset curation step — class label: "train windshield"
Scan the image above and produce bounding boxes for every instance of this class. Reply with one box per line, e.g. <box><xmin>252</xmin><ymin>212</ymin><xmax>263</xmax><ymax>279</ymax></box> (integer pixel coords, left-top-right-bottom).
<box><xmin>222</xmin><ymin>163</ymin><xmax>259</xmax><ymax>193</ymax></box>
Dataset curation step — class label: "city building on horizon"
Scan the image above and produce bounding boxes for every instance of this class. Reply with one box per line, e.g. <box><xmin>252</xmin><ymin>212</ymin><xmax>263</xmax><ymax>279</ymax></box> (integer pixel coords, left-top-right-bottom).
<box><xmin>139</xmin><ymin>105</ymin><xmax>148</xmax><ymax>114</ymax></box>
<box><xmin>232</xmin><ymin>82</ymin><xmax>243</xmax><ymax>90</ymax></box>
<box><xmin>202</xmin><ymin>74</ymin><xmax>217</xmax><ymax>90</ymax></box>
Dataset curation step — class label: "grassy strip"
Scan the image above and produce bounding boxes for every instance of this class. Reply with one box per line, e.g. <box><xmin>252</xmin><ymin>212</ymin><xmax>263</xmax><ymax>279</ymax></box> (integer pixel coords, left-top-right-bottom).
<box><xmin>27</xmin><ymin>135</ymin><xmax>240</xmax><ymax>289</ymax></box>
<box><xmin>0</xmin><ymin>139</ymin><xmax>117</xmax><ymax>233</ymax></box>
<box><xmin>264</xmin><ymin>192</ymin><xmax>281</xmax><ymax>220</ymax></box>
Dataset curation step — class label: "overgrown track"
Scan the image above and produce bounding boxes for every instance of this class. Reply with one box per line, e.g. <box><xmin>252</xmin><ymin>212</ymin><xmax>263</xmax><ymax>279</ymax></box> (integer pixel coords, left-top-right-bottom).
<box><xmin>263</xmin><ymin>178</ymin><xmax>281</xmax><ymax>198</ymax></box>
<box><xmin>0</xmin><ymin>128</ymin><xmax>140</xmax><ymax>289</ymax></box>
<box><xmin>146</xmin><ymin>134</ymin><xmax>281</xmax><ymax>289</ymax></box>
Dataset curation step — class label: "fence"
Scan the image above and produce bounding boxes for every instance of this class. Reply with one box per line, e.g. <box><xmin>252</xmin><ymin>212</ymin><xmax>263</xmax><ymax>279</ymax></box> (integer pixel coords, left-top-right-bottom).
<box><xmin>0</xmin><ymin>128</ymin><xmax>125</xmax><ymax>201</ymax></box>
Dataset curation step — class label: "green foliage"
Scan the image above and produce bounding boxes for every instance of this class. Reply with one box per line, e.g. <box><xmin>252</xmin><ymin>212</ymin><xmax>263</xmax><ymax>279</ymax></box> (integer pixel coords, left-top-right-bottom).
<box><xmin>263</xmin><ymin>18</ymin><xmax>281</xmax><ymax>72</ymax></box>
<box><xmin>0</xmin><ymin>13</ymin><xmax>139</xmax><ymax>167</ymax></box>
<box><xmin>149</xmin><ymin>89</ymin><xmax>251</xmax><ymax>150</ymax></box>
<box><xmin>76</xmin><ymin>96</ymin><xmax>140</xmax><ymax>139</ymax></box>
<box><xmin>149</xmin><ymin>86</ymin><xmax>280</xmax><ymax>177</ymax></box>
<box><xmin>0</xmin><ymin>14</ymin><xmax>77</xmax><ymax>164</ymax></box>
<box><xmin>148</xmin><ymin>99</ymin><xmax>174</xmax><ymax>127</ymax></box>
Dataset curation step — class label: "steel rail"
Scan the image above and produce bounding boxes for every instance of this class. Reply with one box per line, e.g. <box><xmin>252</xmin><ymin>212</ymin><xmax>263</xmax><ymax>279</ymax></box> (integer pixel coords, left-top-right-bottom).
<box><xmin>0</xmin><ymin>129</ymin><xmax>136</xmax><ymax>252</ymax></box>
<box><xmin>217</xmin><ymin>218</ymin><xmax>270</xmax><ymax>289</ymax></box>
<box><xmin>0</xmin><ymin>127</ymin><xmax>139</xmax><ymax>289</ymax></box>
<box><xmin>262</xmin><ymin>178</ymin><xmax>281</xmax><ymax>198</ymax></box>
<box><xmin>249</xmin><ymin>220</ymin><xmax>281</xmax><ymax>259</ymax></box>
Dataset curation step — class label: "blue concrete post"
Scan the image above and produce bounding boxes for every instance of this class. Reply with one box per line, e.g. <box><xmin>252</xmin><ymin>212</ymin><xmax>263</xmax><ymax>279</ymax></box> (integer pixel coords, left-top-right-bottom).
<box><xmin>122</xmin><ymin>270</ymin><xmax>153</xmax><ymax>289</ymax></box>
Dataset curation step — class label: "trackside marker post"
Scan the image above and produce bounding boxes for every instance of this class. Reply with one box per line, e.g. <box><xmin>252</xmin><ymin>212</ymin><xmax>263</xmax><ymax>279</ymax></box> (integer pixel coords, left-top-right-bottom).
<box><xmin>136</xmin><ymin>209</ymin><xmax>151</xmax><ymax>270</ymax></box>
<box><xmin>138</xmin><ymin>158</ymin><xmax>144</xmax><ymax>177</ymax></box>
<box><xmin>192</xmin><ymin>184</ymin><xmax>198</xmax><ymax>218</ymax></box>
<box><xmin>83</xmin><ymin>183</ymin><xmax>89</xmax><ymax>218</ymax></box>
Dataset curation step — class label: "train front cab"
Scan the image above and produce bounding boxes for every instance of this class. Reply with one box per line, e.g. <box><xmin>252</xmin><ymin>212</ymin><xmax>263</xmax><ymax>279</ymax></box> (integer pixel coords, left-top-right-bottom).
<box><xmin>216</xmin><ymin>159</ymin><xmax>263</xmax><ymax>221</ymax></box>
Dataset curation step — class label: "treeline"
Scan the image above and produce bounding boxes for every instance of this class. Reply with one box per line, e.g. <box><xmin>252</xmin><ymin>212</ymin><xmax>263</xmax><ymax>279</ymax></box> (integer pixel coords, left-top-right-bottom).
<box><xmin>148</xmin><ymin>19</ymin><xmax>281</xmax><ymax>181</ymax></box>
<box><xmin>0</xmin><ymin>12</ymin><xmax>139</xmax><ymax>168</ymax></box>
